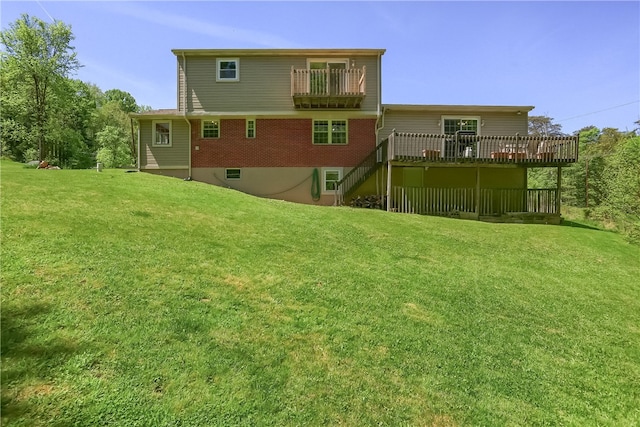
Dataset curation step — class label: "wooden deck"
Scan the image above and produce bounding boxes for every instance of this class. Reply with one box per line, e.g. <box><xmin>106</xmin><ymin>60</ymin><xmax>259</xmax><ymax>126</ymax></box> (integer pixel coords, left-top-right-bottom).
<box><xmin>388</xmin><ymin>132</ymin><xmax>579</xmax><ymax>166</ymax></box>
<box><xmin>334</xmin><ymin>131</ymin><xmax>575</xmax><ymax>223</ymax></box>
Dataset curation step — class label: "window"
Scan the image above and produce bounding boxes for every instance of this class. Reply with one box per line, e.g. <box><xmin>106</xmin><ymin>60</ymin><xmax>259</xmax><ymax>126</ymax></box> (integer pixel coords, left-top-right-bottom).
<box><xmin>152</xmin><ymin>121</ymin><xmax>171</xmax><ymax>146</ymax></box>
<box><xmin>313</xmin><ymin>119</ymin><xmax>347</xmax><ymax>144</ymax></box>
<box><xmin>323</xmin><ymin>169</ymin><xmax>342</xmax><ymax>193</ymax></box>
<box><xmin>202</xmin><ymin>120</ymin><xmax>219</xmax><ymax>138</ymax></box>
<box><xmin>246</xmin><ymin>119</ymin><xmax>255</xmax><ymax>139</ymax></box>
<box><xmin>443</xmin><ymin>117</ymin><xmax>479</xmax><ymax>135</ymax></box>
<box><xmin>442</xmin><ymin>116</ymin><xmax>479</xmax><ymax>158</ymax></box>
<box><xmin>225</xmin><ymin>168</ymin><xmax>241</xmax><ymax>180</ymax></box>
<box><xmin>216</xmin><ymin>58</ymin><xmax>239</xmax><ymax>81</ymax></box>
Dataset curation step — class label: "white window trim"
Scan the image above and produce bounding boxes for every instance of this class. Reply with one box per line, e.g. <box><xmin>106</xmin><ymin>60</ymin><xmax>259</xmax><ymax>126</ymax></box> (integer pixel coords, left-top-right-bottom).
<box><xmin>306</xmin><ymin>58</ymin><xmax>350</xmax><ymax>69</ymax></box>
<box><xmin>322</xmin><ymin>168</ymin><xmax>343</xmax><ymax>194</ymax></box>
<box><xmin>312</xmin><ymin>119</ymin><xmax>348</xmax><ymax>145</ymax></box>
<box><xmin>201</xmin><ymin>119</ymin><xmax>220</xmax><ymax>139</ymax></box>
<box><xmin>152</xmin><ymin>120</ymin><xmax>172</xmax><ymax>147</ymax></box>
<box><xmin>441</xmin><ymin>116</ymin><xmax>481</xmax><ymax>135</ymax></box>
<box><xmin>225</xmin><ymin>168</ymin><xmax>241</xmax><ymax>180</ymax></box>
<box><xmin>216</xmin><ymin>58</ymin><xmax>239</xmax><ymax>82</ymax></box>
<box><xmin>246</xmin><ymin>118</ymin><xmax>256</xmax><ymax>139</ymax></box>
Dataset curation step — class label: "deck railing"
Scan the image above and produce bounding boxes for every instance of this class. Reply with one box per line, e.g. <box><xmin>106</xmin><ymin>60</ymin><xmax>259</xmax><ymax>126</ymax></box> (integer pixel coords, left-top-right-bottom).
<box><xmin>388</xmin><ymin>132</ymin><xmax>578</xmax><ymax>164</ymax></box>
<box><xmin>390</xmin><ymin>187</ymin><xmax>558</xmax><ymax>215</ymax></box>
<box><xmin>291</xmin><ymin>66</ymin><xmax>366</xmax><ymax>97</ymax></box>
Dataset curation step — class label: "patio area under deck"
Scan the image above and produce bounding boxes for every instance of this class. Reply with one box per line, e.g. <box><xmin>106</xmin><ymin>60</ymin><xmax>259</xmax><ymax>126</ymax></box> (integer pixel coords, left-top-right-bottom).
<box><xmin>389</xmin><ymin>185</ymin><xmax>563</xmax><ymax>224</ymax></box>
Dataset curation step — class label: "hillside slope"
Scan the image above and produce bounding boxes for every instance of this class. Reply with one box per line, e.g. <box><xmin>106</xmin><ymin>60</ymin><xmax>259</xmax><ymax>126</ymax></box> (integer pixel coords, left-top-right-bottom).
<box><xmin>2</xmin><ymin>161</ymin><xmax>639</xmax><ymax>426</ymax></box>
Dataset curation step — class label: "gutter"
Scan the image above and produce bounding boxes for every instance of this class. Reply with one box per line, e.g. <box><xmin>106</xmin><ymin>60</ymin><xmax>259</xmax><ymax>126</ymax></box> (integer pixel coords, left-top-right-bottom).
<box><xmin>182</xmin><ymin>52</ymin><xmax>192</xmax><ymax>179</ymax></box>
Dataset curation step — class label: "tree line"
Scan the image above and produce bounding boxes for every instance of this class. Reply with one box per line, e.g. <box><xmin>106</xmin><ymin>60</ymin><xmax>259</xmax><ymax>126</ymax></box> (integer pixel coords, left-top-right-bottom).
<box><xmin>2</xmin><ymin>14</ymin><xmax>638</xmax><ymax>240</ymax></box>
<box><xmin>528</xmin><ymin>116</ymin><xmax>640</xmax><ymax>242</ymax></box>
<box><xmin>1</xmin><ymin>14</ymin><xmax>146</xmax><ymax>169</ymax></box>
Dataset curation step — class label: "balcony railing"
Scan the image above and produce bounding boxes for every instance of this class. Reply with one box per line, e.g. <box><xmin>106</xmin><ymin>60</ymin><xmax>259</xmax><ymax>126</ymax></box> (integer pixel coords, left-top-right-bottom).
<box><xmin>387</xmin><ymin>132</ymin><xmax>579</xmax><ymax>165</ymax></box>
<box><xmin>291</xmin><ymin>66</ymin><xmax>366</xmax><ymax>109</ymax></box>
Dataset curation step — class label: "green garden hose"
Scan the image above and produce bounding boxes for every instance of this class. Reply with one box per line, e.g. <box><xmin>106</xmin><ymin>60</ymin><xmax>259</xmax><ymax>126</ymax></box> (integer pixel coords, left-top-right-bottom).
<box><xmin>311</xmin><ymin>168</ymin><xmax>321</xmax><ymax>201</ymax></box>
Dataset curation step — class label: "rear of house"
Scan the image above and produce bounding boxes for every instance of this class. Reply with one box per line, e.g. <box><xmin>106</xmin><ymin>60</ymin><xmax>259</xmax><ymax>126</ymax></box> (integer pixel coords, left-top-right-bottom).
<box><xmin>131</xmin><ymin>47</ymin><xmax>578</xmax><ymax>223</ymax></box>
<box><xmin>132</xmin><ymin>48</ymin><xmax>385</xmax><ymax>205</ymax></box>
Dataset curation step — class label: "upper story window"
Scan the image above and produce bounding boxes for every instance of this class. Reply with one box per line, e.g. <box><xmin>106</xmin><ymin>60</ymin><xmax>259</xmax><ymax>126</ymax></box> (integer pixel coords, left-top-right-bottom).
<box><xmin>202</xmin><ymin>120</ymin><xmax>220</xmax><ymax>138</ymax></box>
<box><xmin>313</xmin><ymin>119</ymin><xmax>347</xmax><ymax>144</ymax></box>
<box><xmin>216</xmin><ymin>58</ymin><xmax>239</xmax><ymax>82</ymax></box>
<box><xmin>152</xmin><ymin>120</ymin><xmax>172</xmax><ymax>146</ymax></box>
<box><xmin>443</xmin><ymin>117</ymin><xmax>480</xmax><ymax>135</ymax></box>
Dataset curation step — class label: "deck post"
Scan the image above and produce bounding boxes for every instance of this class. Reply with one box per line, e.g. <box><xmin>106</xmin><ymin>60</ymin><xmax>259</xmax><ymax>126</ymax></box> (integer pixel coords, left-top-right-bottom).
<box><xmin>386</xmin><ymin>130</ymin><xmax>395</xmax><ymax>212</ymax></box>
<box><xmin>556</xmin><ymin>166</ymin><xmax>562</xmax><ymax>214</ymax></box>
<box><xmin>474</xmin><ymin>166</ymin><xmax>481</xmax><ymax>219</ymax></box>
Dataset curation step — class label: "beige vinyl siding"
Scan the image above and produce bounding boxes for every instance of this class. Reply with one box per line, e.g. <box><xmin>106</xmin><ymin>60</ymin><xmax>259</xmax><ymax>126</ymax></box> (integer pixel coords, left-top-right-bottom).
<box><xmin>181</xmin><ymin>54</ymin><xmax>380</xmax><ymax>114</ymax></box>
<box><xmin>177</xmin><ymin>55</ymin><xmax>185</xmax><ymax>112</ymax></box>
<box><xmin>380</xmin><ymin>110</ymin><xmax>529</xmax><ymax>141</ymax></box>
<box><xmin>380</xmin><ymin>110</ymin><xmax>441</xmax><ymax>138</ymax></box>
<box><xmin>479</xmin><ymin>112</ymin><xmax>528</xmax><ymax>136</ymax></box>
<box><xmin>139</xmin><ymin>119</ymin><xmax>190</xmax><ymax>169</ymax></box>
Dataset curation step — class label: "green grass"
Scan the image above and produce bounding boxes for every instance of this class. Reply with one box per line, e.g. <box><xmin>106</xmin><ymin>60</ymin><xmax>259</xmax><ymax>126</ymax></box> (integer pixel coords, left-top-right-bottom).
<box><xmin>2</xmin><ymin>160</ymin><xmax>639</xmax><ymax>426</ymax></box>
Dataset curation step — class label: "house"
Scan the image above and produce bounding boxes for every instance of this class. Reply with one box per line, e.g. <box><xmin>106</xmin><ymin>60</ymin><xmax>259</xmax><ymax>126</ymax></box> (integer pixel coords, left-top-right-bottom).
<box><xmin>131</xmin><ymin>48</ymin><xmax>578</xmax><ymax>223</ymax></box>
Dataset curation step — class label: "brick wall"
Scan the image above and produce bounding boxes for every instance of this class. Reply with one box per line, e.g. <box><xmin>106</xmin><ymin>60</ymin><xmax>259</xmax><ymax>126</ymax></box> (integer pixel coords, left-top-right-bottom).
<box><xmin>191</xmin><ymin>118</ymin><xmax>376</xmax><ymax>168</ymax></box>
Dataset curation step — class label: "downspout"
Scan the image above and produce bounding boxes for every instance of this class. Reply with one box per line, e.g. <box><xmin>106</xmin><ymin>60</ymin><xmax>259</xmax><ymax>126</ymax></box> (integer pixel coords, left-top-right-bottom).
<box><xmin>182</xmin><ymin>52</ymin><xmax>192</xmax><ymax>179</ymax></box>
<box><xmin>136</xmin><ymin>118</ymin><xmax>141</xmax><ymax>171</ymax></box>
<box><xmin>374</xmin><ymin>106</ymin><xmax>387</xmax><ymax>197</ymax></box>
<box><xmin>375</xmin><ymin>51</ymin><xmax>384</xmax><ymax>198</ymax></box>
<box><xmin>130</xmin><ymin>118</ymin><xmax>135</xmax><ymax>168</ymax></box>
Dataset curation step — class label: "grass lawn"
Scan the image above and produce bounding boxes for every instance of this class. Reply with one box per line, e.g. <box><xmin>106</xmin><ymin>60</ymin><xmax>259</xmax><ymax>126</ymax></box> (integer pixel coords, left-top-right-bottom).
<box><xmin>2</xmin><ymin>160</ymin><xmax>639</xmax><ymax>426</ymax></box>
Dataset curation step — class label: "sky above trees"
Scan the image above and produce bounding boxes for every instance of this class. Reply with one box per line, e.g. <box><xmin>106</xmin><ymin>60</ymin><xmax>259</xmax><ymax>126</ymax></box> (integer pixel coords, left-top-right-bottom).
<box><xmin>1</xmin><ymin>1</ymin><xmax>638</xmax><ymax>134</ymax></box>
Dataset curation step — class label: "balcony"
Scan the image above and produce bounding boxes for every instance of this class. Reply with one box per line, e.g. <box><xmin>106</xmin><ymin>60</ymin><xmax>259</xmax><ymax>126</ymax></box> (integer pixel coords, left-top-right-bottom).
<box><xmin>387</xmin><ymin>132</ymin><xmax>579</xmax><ymax>166</ymax></box>
<box><xmin>291</xmin><ymin>66</ymin><xmax>366</xmax><ymax>109</ymax></box>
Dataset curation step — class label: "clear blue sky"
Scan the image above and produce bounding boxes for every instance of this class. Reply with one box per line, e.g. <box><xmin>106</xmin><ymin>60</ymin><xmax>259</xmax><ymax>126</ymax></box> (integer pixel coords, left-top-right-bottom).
<box><xmin>2</xmin><ymin>1</ymin><xmax>638</xmax><ymax>134</ymax></box>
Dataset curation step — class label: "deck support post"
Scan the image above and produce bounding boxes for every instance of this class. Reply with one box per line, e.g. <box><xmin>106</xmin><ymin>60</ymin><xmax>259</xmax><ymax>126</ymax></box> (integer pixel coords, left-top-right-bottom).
<box><xmin>556</xmin><ymin>166</ymin><xmax>562</xmax><ymax>214</ymax></box>
<box><xmin>474</xmin><ymin>166</ymin><xmax>481</xmax><ymax>219</ymax></box>
<box><xmin>386</xmin><ymin>130</ymin><xmax>395</xmax><ymax>212</ymax></box>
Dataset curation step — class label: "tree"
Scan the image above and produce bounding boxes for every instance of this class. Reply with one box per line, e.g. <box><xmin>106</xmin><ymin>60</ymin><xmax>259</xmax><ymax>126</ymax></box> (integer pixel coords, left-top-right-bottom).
<box><xmin>104</xmin><ymin>89</ymin><xmax>138</xmax><ymax>114</ymax></box>
<box><xmin>528</xmin><ymin>115</ymin><xmax>565</xmax><ymax>137</ymax></box>
<box><xmin>603</xmin><ymin>136</ymin><xmax>640</xmax><ymax>216</ymax></box>
<box><xmin>95</xmin><ymin>125</ymin><xmax>132</xmax><ymax>168</ymax></box>
<box><xmin>1</xmin><ymin>14</ymin><xmax>80</xmax><ymax>161</ymax></box>
<box><xmin>527</xmin><ymin>116</ymin><xmax>564</xmax><ymax>189</ymax></box>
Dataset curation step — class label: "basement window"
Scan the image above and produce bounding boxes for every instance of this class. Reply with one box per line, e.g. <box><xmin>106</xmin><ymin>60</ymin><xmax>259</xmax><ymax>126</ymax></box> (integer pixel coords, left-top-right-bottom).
<box><xmin>225</xmin><ymin>168</ymin><xmax>241</xmax><ymax>180</ymax></box>
<box><xmin>323</xmin><ymin>169</ymin><xmax>342</xmax><ymax>193</ymax></box>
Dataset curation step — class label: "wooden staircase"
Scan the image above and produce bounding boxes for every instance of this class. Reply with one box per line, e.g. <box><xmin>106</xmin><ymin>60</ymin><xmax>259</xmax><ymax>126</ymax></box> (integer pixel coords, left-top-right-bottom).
<box><xmin>335</xmin><ymin>138</ymin><xmax>388</xmax><ymax>203</ymax></box>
